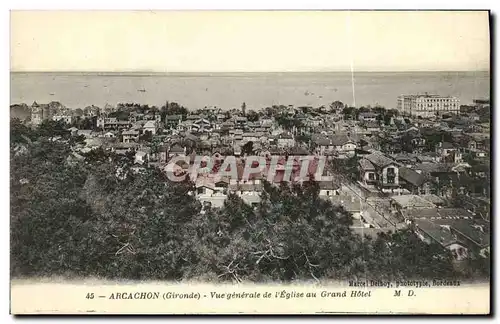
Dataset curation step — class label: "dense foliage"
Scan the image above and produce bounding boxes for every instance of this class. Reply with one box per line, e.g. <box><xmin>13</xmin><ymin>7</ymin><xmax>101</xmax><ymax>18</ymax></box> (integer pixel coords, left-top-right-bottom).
<box><xmin>10</xmin><ymin>119</ymin><xmax>486</xmax><ymax>282</ymax></box>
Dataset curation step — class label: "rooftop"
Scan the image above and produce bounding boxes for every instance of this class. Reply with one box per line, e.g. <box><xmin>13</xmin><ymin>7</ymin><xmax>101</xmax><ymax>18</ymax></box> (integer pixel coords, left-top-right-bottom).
<box><xmin>391</xmin><ymin>195</ymin><xmax>436</xmax><ymax>209</ymax></box>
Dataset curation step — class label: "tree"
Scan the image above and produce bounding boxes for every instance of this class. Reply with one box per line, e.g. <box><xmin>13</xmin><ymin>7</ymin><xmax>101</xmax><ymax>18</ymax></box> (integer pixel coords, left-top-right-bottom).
<box><xmin>36</xmin><ymin>120</ymin><xmax>70</xmax><ymax>139</ymax></box>
<box><xmin>330</xmin><ymin>101</ymin><xmax>345</xmax><ymax>113</ymax></box>
<box><xmin>342</xmin><ymin>107</ymin><xmax>356</xmax><ymax>120</ymax></box>
<box><xmin>276</xmin><ymin>114</ymin><xmax>303</xmax><ymax>131</ymax></box>
<box><xmin>108</xmin><ymin>110</ymin><xmax>130</xmax><ymax>121</ymax></box>
<box><xmin>246</xmin><ymin>110</ymin><xmax>259</xmax><ymax>122</ymax></box>
<box><xmin>140</xmin><ymin>130</ymin><xmax>153</xmax><ymax>142</ymax></box>
<box><xmin>295</xmin><ymin>134</ymin><xmax>311</xmax><ymax>145</ymax></box>
<box><xmin>241</xmin><ymin>141</ymin><xmax>254</xmax><ymax>156</ymax></box>
<box><xmin>162</xmin><ymin>102</ymin><xmax>189</xmax><ymax>118</ymax></box>
<box><xmin>10</xmin><ymin>118</ymin><xmax>35</xmax><ymax>145</ymax></box>
<box><xmin>10</xmin><ymin>122</ymin><xmax>483</xmax><ymax>282</ymax></box>
<box><xmin>74</xmin><ymin>108</ymin><xmax>84</xmax><ymax>117</ymax></box>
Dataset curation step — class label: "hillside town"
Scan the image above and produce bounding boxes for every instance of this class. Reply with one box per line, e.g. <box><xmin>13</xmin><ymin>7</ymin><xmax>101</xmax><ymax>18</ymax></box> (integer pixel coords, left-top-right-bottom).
<box><xmin>11</xmin><ymin>94</ymin><xmax>491</xmax><ymax>270</ymax></box>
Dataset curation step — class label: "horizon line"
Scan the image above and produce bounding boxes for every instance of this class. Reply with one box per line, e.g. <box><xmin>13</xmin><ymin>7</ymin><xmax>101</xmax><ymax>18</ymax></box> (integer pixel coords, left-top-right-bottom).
<box><xmin>10</xmin><ymin>69</ymin><xmax>490</xmax><ymax>74</ymax></box>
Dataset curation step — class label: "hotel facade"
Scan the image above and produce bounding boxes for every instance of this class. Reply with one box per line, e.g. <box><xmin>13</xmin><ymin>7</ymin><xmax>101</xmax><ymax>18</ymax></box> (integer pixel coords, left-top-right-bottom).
<box><xmin>397</xmin><ymin>94</ymin><xmax>460</xmax><ymax>118</ymax></box>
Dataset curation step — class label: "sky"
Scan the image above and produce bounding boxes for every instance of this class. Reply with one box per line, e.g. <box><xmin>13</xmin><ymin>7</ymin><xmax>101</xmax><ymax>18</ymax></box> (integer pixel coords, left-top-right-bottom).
<box><xmin>10</xmin><ymin>10</ymin><xmax>490</xmax><ymax>72</ymax></box>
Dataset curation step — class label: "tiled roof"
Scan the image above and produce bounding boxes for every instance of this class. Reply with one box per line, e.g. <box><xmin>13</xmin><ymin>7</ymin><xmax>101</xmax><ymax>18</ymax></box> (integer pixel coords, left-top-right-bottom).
<box><xmin>358</xmin><ymin>158</ymin><xmax>375</xmax><ymax>170</ymax></box>
<box><xmin>364</xmin><ymin>152</ymin><xmax>396</xmax><ymax>168</ymax></box>
<box><xmin>391</xmin><ymin>195</ymin><xmax>436</xmax><ymax>209</ymax></box>
<box><xmin>399</xmin><ymin>166</ymin><xmax>428</xmax><ymax>187</ymax></box>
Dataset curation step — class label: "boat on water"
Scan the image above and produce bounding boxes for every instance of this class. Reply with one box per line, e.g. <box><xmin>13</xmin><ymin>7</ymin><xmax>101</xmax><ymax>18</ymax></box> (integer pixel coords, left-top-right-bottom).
<box><xmin>138</xmin><ymin>88</ymin><xmax>146</xmax><ymax>92</ymax></box>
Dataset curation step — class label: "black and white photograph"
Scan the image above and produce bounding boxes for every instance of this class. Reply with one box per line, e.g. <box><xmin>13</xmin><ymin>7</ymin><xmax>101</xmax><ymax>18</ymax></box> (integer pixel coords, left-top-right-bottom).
<box><xmin>9</xmin><ymin>9</ymin><xmax>491</xmax><ymax>314</ymax></box>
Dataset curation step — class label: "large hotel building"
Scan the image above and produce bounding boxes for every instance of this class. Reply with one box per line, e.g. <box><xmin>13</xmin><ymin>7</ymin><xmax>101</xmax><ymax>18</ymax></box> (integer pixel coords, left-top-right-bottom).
<box><xmin>397</xmin><ymin>94</ymin><xmax>460</xmax><ymax>118</ymax></box>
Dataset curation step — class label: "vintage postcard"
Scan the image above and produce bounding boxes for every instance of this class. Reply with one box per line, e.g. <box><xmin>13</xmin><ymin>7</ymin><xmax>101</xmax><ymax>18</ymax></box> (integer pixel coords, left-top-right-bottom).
<box><xmin>10</xmin><ymin>10</ymin><xmax>491</xmax><ymax>315</ymax></box>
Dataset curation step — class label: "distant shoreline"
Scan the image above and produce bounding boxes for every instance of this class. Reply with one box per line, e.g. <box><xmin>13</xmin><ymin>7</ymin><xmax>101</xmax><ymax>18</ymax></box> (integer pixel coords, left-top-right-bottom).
<box><xmin>10</xmin><ymin>70</ymin><xmax>490</xmax><ymax>77</ymax></box>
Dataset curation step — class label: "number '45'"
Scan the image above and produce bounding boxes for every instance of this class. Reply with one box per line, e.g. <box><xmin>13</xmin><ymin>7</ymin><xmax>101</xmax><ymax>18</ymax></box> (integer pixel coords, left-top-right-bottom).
<box><xmin>86</xmin><ymin>293</ymin><xmax>94</xmax><ymax>299</ymax></box>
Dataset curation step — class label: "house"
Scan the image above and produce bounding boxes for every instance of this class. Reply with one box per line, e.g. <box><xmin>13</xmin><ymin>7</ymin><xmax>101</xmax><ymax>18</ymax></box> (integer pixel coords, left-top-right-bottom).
<box><xmin>415</xmin><ymin>153</ymin><xmax>440</xmax><ymax>164</ymax></box>
<box><xmin>403</xmin><ymin>208</ymin><xmax>474</xmax><ymax>222</ymax></box>
<box><xmin>52</xmin><ymin>114</ymin><xmax>73</xmax><ymax>124</ymax></box>
<box><xmin>413</xmin><ymin>219</ymin><xmax>470</xmax><ymax>261</ymax></box>
<box><xmin>76</xmin><ymin>129</ymin><xmax>94</xmax><ymax>138</ymax></box>
<box><xmin>122</xmin><ymin>129</ymin><xmax>140</xmax><ymax>143</ymax></box>
<box><xmin>68</xmin><ymin>127</ymin><xmax>79</xmax><ymax>136</ymax></box>
<box><xmin>390</xmin><ymin>195</ymin><xmax>436</xmax><ymax>218</ymax></box>
<box><xmin>313</xmin><ymin>135</ymin><xmax>333</xmax><ymax>155</ymax></box>
<box><xmin>235</xmin><ymin>116</ymin><xmax>248</xmax><ymax>129</ymax></box>
<box><xmin>414</xmin><ymin>218</ymin><xmax>489</xmax><ymax>261</ymax></box>
<box><xmin>460</xmin><ymin>195</ymin><xmax>490</xmax><ymax>221</ymax></box>
<box><xmin>359</xmin><ymin>158</ymin><xmax>377</xmax><ymax>186</ymax></box>
<box><xmin>329</xmin><ymin>135</ymin><xmax>357</xmax><ymax>157</ymax></box>
<box><xmin>186</xmin><ymin>114</ymin><xmax>202</xmax><ymax>122</ymax></box>
<box><xmin>468</xmin><ymin>133</ymin><xmax>490</xmax><ymax>151</ymax></box>
<box><xmin>195</xmin><ymin>178</ymin><xmax>228</xmax><ymax>209</ymax></box>
<box><xmin>358</xmin><ymin>112</ymin><xmax>379</xmax><ymax>122</ymax></box>
<box><xmin>412</xmin><ymin>162</ymin><xmax>471</xmax><ymax>196</ymax></box>
<box><xmin>228</xmin><ymin>178</ymin><xmax>260</xmax><ymax>194</ymax></box>
<box><xmin>216</xmin><ymin>114</ymin><xmax>226</xmax><ymax>122</ymax></box>
<box><xmin>359</xmin><ymin>152</ymin><xmax>400</xmax><ymax>193</ymax></box>
<box><xmin>242</xmin><ymin>132</ymin><xmax>259</xmax><ymax>143</ymax></box>
<box><xmin>168</xmin><ymin>143</ymin><xmax>186</xmax><ymax>158</ymax></box>
<box><xmin>97</xmin><ymin>117</ymin><xmax>131</xmax><ymax>130</ymax></box>
<box><xmin>197</xmin><ymin>140</ymin><xmax>212</xmax><ymax>155</ymax></box>
<box><xmin>329</xmin><ymin>195</ymin><xmax>362</xmax><ymax>219</ymax></box>
<box><xmin>398</xmin><ymin>166</ymin><xmax>436</xmax><ymax>195</ymax></box>
<box><xmin>191</xmin><ymin>118</ymin><xmax>212</xmax><ymax>133</ymax></box>
<box><xmin>260</xmin><ymin>117</ymin><xmax>274</xmax><ymax>127</ymax></box>
<box><xmin>390</xmin><ymin>153</ymin><xmax>418</xmax><ymax>167</ymax></box>
<box><xmin>143</xmin><ymin>120</ymin><xmax>158</xmax><ymax>135</ymax></box>
<box><xmin>103</xmin><ymin>131</ymin><xmax>116</xmax><ymax>138</ymax></box>
<box><xmin>157</xmin><ymin>145</ymin><xmax>169</xmax><ymax>163</ymax></box>
<box><xmin>409</xmin><ymin>134</ymin><xmax>426</xmax><ymax>153</ymax></box>
<box><xmin>112</xmin><ymin>142</ymin><xmax>140</xmax><ymax>155</ymax></box>
<box><xmin>435</xmin><ymin>219</ymin><xmax>490</xmax><ymax>258</ymax></box>
<box><xmin>419</xmin><ymin>194</ymin><xmax>446</xmax><ymax>207</ymax></box>
<box><xmin>318</xmin><ymin>181</ymin><xmax>341</xmax><ymax>198</ymax></box>
<box><xmin>135</xmin><ymin>148</ymin><xmax>151</xmax><ymax>165</ymax></box>
<box><xmin>467</xmin><ymin>148</ymin><xmax>488</xmax><ymax>160</ymax></box>
<box><xmin>312</xmin><ymin>134</ymin><xmax>356</xmax><ymax>156</ymax></box>
<box><xmin>361</xmin><ymin>121</ymin><xmax>382</xmax><ymax>134</ymax></box>
<box><xmin>466</xmin><ymin>113</ymin><xmax>480</xmax><ymax>122</ymax></box>
<box><xmin>306</xmin><ymin>116</ymin><xmax>323</xmax><ymax>127</ymax></box>
<box><xmin>289</xmin><ymin>146</ymin><xmax>310</xmax><ymax>156</ymax></box>
<box><xmin>128</xmin><ymin>112</ymin><xmax>139</xmax><ymax>123</ymax></box>
<box><xmin>165</xmin><ymin>115</ymin><xmax>183</xmax><ymax>129</ymax></box>
<box><xmin>276</xmin><ymin>132</ymin><xmax>295</xmax><ymax>148</ymax></box>
<box><xmin>437</xmin><ymin>142</ymin><xmax>462</xmax><ymax>163</ymax></box>
<box><xmin>84</xmin><ymin>137</ymin><xmax>108</xmax><ymax>151</ymax></box>
<box><xmin>83</xmin><ymin>105</ymin><xmax>101</xmax><ymax>117</ymax></box>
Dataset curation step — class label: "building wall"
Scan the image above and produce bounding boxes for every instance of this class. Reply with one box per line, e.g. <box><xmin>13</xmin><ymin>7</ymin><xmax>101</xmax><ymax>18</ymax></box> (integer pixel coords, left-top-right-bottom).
<box><xmin>363</xmin><ymin>171</ymin><xmax>377</xmax><ymax>183</ymax></box>
<box><xmin>52</xmin><ymin>115</ymin><xmax>73</xmax><ymax>124</ymax></box>
<box><xmin>319</xmin><ymin>189</ymin><xmax>340</xmax><ymax>197</ymax></box>
<box><xmin>381</xmin><ymin>165</ymin><xmax>399</xmax><ymax>185</ymax></box>
<box><xmin>398</xmin><ymin>95</ymin><xmax>460</xmax><ymax>117</ymax></box>
<box><xmin>144</xmin><ymin>126</ymin><xmax>157</xmax><ymax>135</ymax></box>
